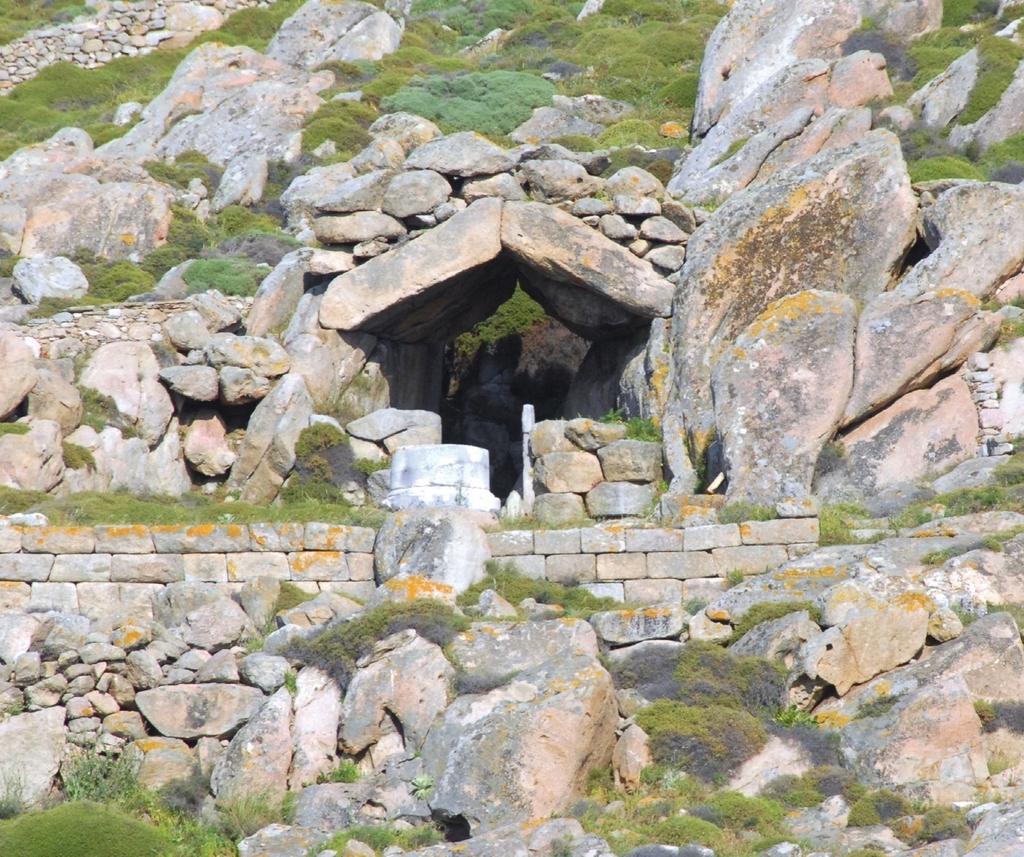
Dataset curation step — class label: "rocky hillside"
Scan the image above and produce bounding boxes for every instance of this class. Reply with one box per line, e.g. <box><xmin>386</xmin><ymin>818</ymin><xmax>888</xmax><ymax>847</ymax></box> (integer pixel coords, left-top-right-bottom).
<box><xmin>3</xmin><ymin>0</ymin><xmax>1024</xmax><ymax>855</ymax></box>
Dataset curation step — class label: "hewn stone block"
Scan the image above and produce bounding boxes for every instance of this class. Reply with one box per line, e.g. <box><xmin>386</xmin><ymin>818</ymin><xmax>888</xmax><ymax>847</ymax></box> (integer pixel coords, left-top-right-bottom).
<box><xmin>248</xmin><ymin>522</ymin><xmax>304</xmax><ymax>552</ymax></box>
<box><xmin>93</xmin><ymin>525</ymin><xmax>154</xmax><ymax>554</ymax></box>
<box><xmin>585</xmin><ymin>482</ymin><xmax>655</xmax><ymax>517</ymax></box>
<box><xmin>303</xmin><ymin>523</ymin><xmax>376</xmax><ymax>552</ymax></box>
<box><xmin>499</xmin><ymin>554</ymin><xmax>545</xmax><ymax>579</ymax></box>
<box><xmin>111</xmin><ymin>554</ymin><xmax>185</xmax><ymax>584</ymax></box>
<box><xmin>30</xmin><ymin>582</ymin><xmax>78</xmax><ymax>612</ymax></box>
<box><xmin>77</xmin><ymin>583</ymin><xmax>163</xmax><ymax>622</ymax></box>
<box><xmin>347</xmin><ymin>553</ymin><xmax>374</xmax><ymax>581</ymax></box>
<box><xmin>596</xmin><ymin>553</ymin><xmax>647</xmax><ymax>581</ymax></box>
<box><xmin>22</xmin><ymin>526</ymin><xmax>95</xmax><ymax>554</ymax></box>
<box><xmin>289</xmin><ymin>552</ymin><xmax>349</xmax><ymax>582</ymax></box>
<box><xmin>545</xmin><ymin>553</ymin><xmax>596</xmax><ymax>584</ymax></box>
<box><xmin>581</xmin><ymin>582</ymin><xmax>625</xmax><ymax>602</ymax></box>
<box><xmin>682</xmin><ymin>524</ymin><xmax>741</xmax><ymax>551</ymax></box>
<box><xmin>712</xmin><ymin>544</ymin><xmax>788</xmax><ymax>575</ymax></box>
<box><xmin>0</xmin><ymin>581</ymin><xmax>30</xmax><ymax>611</ymax></box>
<box><xmin>597</xmin><ymin>439</ymin><xmax>662</xmax><ymax>482</ymax></box>
<box><xmin>647</xmin><ymin>551</ymin><xmax>718</xmax><ymax>580</ymax></box>
<box><xmin>488</xmin><ymin>531</ymin><xmax>534</xmax><ymax>556</ymax></box>
<box><xmin>319</xmin><ymin>581</ymin><xmax>376</xmax><ymax>601</ymax></box>
<box><xmin>625</xmin><ymin>528</ymin><xmax>683</xmax><ymax>552</ymax></box>
<box><xmin>739</xmin><ymin>518</ymin><xmax>819</xmax><ymax>545</ymax></box>
<box><xmin>534</xmin><ymin>529</ymin><xmax>581</xmax><ymax>554</ymax></box>
<box><xmin>150</xmin><ymin>524</ymin><xmax>250</xmax><ymax>553</ymax></box>
<box><xmin>51</xmin><ymin>554</ymin><xmax>112</xmax><ymax>583</ymax></box>
<box><xmin>624</xmin><ymin>578</ymin><xmax>682</xmax><ymax>604</ymax></box>
<box><xmin>183</xmin><ymin>554</ymin><xmax>228</xmax><ymax>583</ymax></box>
<box><xmin>0</xmin><ymin>524</ymin><xmax>22</xmax><ymax>553</ymax></box>
<box><xmin>535</xmin><ymin>452</ymin><xmax>602</xmax><ymax>493</ymax></box>
<box><xmin>682</xmin><ymin>577</ymin><xmax>727</xmax><ymax>602</ymax></box>
<box><xmin>0</xmin><ymin>554</ymin><xmax>53</xmax><ymax>582</ymax></box>
<box><xmin>225</xmin><ymin>552</ymin><xmax>289</xmax><ymax>582</ymax></box>
<box><xmin>580</xmin><ymin>527</ymin><xmax>626</xmax><ymax>553</ymax></box>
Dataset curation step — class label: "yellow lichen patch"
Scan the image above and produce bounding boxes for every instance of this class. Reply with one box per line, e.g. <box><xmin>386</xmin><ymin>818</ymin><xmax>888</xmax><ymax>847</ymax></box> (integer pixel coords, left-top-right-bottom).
<box><xmin>659</xmin><ymin>121</ymin><xmax>687</xmax><ymax>139</ymax></box>
<box><xmin>99</xmin><ymin>524</ymin><xmax>149</xmax><ymax>539</ymax></box>
<box><xmin>894</xmin><ymin>591</ymin><xmax>935</xmax><ymax>613</ymax></box>
<box><xmin>290</xmin><ymin>551</ymin><xmax>342</xmax><ymax>573</ymax></box>
<box><xmin>814</xmin><ymin>710</ymin><xmax>851</xmax><ymax>729</ymax></box>
<box><xmin>120</xmin><ymin>233</ymin><xmax>136</xmax><ymax>246</ymax></box>
<box><xmin>773</xmin><ymin>565</ymin><xmax>839</xmax><ymax>581</ymax></box>
<box><xmin>706</xmin><ymin>607</ymin><xmax>731</xmax><ymax>622</ymax></box>
<box><xmin>150</xmin><ymin>525</ymin><xmax>184</xmax><ymax>536</ymax></box>
<box><xmin>382</xmin><ymin>575</ymin><xmax>456</xmax><ymax>603</ymax></box>
<box><xmin>871</xmin><ymin>680</ymin><xmax>892</xmax><ymax>699</ymax></box>
<box><xmin>185</xmin><ymin>524</ymin><xmax>216</xmax><ymax>538</ymax></box>
<box><xmin>933</xmin><ymin>287</ymin><xmax>980</xmax><ymax>307</ymax></box>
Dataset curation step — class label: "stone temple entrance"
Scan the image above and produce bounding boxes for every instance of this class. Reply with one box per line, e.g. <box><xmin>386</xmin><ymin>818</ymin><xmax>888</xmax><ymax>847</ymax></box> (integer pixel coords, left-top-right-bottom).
<box><xmin>317</xmin><ymin>196</ymin><xmax>675</xmax><ymax>495</ymax></box>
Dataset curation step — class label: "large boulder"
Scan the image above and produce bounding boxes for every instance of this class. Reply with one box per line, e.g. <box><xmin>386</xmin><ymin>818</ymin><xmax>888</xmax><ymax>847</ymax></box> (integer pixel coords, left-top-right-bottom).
<box><xmin>211</xmin><ymin>687</ymin><xmax>293</xmax><ymax>802</ymax></box>
<box><xmin>27</xmin><ymin>365</ymin><xmax>84</xmax><ymax>436</ymax></box>
<box><xmin>290</xmin><ymin>667</ymin><xmax>343</xmax><ymax>789</ymax></box>
<box><xmin>668</xmin><ymin>130</ymin><xmax>916</xmax><ymax>443</ymax></box>
<box><xmin>0</xmin><ymin>707</ymin><xmax>66</xmax><ymax>806</ymax></box>
<box><xmin>712</xmin><ymin>290</ymin><xmax>857</xmax><ymax>503</ymax></box>
<box><xmin>501</xmin><ymin>201</ymin><xmax>673</xmax><ymax>338</ymax></box>
<box><xmin>136</xmin><ymin>684</ymin><xmax>266</xmax><ymax>739</ymax></box>
<box><xmin>11</xmin><ymin>256</ymin><xmax>88</xmax><ymax>303</ymax></box>
<box><xmin>227</xmin><ymin>374</ymin><xmax>313</xmax><ymax>503</ymax></box>
<box><xmin>374</xmin><ymin>509</ymin><xmax>490</xmax><ymax>594</ymax></box>
<box><xmin>909</xmin><ymin>48</ymin><xmax>979</xmax><ymax>130</ymax></box>
<box><xmin>0</xmin><ymin>332</ymin><xmax>37</xmax><ymax>420</ymax></box>
<box><xmin>0</xmin><ymin>419</ymin><xmax>64</xmax><ymax>492</ymax></box>
<box><xmin>319</xmin><ymin>198</ymin><xmax>511</xmax><ymax>342</ymax></box>
<box><xmin>80</xmin><ymin>342</ymin><xmax>174</xmax><ymax>447</ymax></box>
<box><xmin>267</xmin><ymin>0</ymin><xmax>404</xmax><ymax>69</ymax></box>
<box><xmin>340</xmin><ymin>630</ymin><xmax>454</xmax><ymax>760</ymax></box>
<box><xmin>420</xmin><ymin>655</ymin><xmax>618</xmax><ymax>833</ymax></box>
<box><xmin>99</xmin><ymin>44</ymin><xmax>332</xmax><ymax>165</ymax></box>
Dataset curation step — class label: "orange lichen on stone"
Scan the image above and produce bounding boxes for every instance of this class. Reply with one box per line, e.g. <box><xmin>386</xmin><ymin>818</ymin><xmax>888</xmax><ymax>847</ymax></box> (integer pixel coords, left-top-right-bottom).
<box><xmin>383</xmin><ymin>575</ymin><xmax>456</xmax><ymax>602</ymax></box>
<box><xmin>814</xmin><ymin>711</ymin><xmax>851</xmax><ymax>729</ymax></box>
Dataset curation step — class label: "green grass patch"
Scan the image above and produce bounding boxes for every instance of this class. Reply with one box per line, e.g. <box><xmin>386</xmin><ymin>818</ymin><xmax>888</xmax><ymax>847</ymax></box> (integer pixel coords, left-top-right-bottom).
<box><xmin>144</xmin><ymin>151</ymin><xmax>220</xmax><ymax>192</ymax></box>
<box><xmin>0</xmin><ymin>802</ymin><xmax>169</xmax><ymax>857</ymax></box>
<box><xmin>819</xmin><ymin>502</ymin><xmax>871</xmax><ymax>546</ymax></box>
<box><xmin>317</xmin><ymin>760</ymin><xmax>361</xmax><ymax>784</ymax></box>
<box><xmin>0</xmin><ymin>0</ymin><xmax>88</xmax><ymax>45</ymax></box>
<box><xmin>908</xmin><ymin>155</ymin><xmax>986</xmax><ymax>183</ymax></box>
<box><xmin>597</xmin><ymin>118</ymin><xmax>663</xmax><ymax>148</ymax></box>
<box><xmin>458</xmin><ymin>563</ymin><xmax>621</xmax><ymax>618</ymax></box>
<box><xmin>847</xmin><ymin>789</ymin><xmax>914</xmax><ymax>827</ymax></box>
<box><xmin>320</xmin><ymin>824</ymin><xmax>442</xmax><ymax>855</ymax></box>
<box><xmin>728</xmin><ymin>601</ymin><xmax>820</xmax><ymax>644</ymax></box>
<box><xmin>718</xmin><ymin>503</ymin><xmax>776</xmax><ymax>524</ymax></box>
<box><xmin>960</xmin><ymin>37</ymin><xmax>1024</xmax><ymax>126</ymax></box>
<box><xmin>0</xmin><ymin>423</ymin><xmax>29</xmax><ymax>437</ymax></box>
<box><xmin>301</xmin><ymin>98</ymin><xmax>377</xmax><ymax>157</ymax></box>
<box><xmin>62</xmin><ymin>443</ymin><xmax>95</xmax><ymax>471</ymax></box>
<box><xmin>382</xmin><ymin>70</ymin><xmax>554</xmax><ymax>137</ymax></box>
<box><xmin>183</xmin><ymin>258</ymin><xmax>266</xmax><ymax>297</ymax></box>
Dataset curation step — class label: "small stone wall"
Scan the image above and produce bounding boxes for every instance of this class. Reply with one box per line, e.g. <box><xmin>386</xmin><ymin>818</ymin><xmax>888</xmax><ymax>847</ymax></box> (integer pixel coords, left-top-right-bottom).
<box><xmin>0</xmin><ymin>0</ymin><xmax>273</xmax><ymax>94</ymax></box>
<box><xmin>968</xmin><ymin>352</ymin><xmax>1015</xmax><ymax>456</ymax></box>
<box><xmin>0</xmin><ymin>516</ymin><xmax>820</xmax><ymax>617</ymax></box>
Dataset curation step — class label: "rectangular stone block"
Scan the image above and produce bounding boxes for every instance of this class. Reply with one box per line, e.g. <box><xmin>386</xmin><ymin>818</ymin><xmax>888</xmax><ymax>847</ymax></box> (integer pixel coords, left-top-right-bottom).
<box><xmin>248</xmin><ymin>522</ymin><xmax>304</xmax><ymax>552</ymax></box>
<box><xmin>183</xmin><ymin>554</ymin><xmax>228</xmax><ymax>583</ymax></box>
<box><xmin>739</xmin><ymin>518</ymin><xmax>819</xmax><ymax>545</ymax></box>
<box><xmin>580</xmin><ymin>527</ymin><xmax>626</xmax><ymax>554</ymax></box>
<box><xmin>0</xmin><ymin>581</ymin><xmax>31</xmax><ymax>611</ymax></box>
<box><xmin>682</xmin><ymin>577</ymin><xmax>727</xmax><ymax>602</ymax></box>
<box><xmin>683</xmin><ymin>523</ymin><xmax>741</xmax><ymax>551</ymax></box>
<box><xmin>225</xmin><ymin>552</ymin><xmax>289</xmax><ymax>582</ymax></box>
<box><xmin>647</xmin><ymin>551</ymin><xmax>718</xmax><ymax>580</ymax></box>
<box><xmin>304</xmin><ymin>523</ymin><xmax>376</xmax><ymax>552</ymax></box>
<box><xmin>500</xmin><ymin>554</ymin><xmax>545</xmax><ymax>579</ymax></box>
<box><xmin>596</xmin><ymin>552</ymin><xmax>647</xmax><ymax>581</ymax></box>
<box><xmin>22</xmin><ymin>526</ymin><xmax>95</xmax><ymax>554</ymax></box>
<box><xmin>111</xmin><ymin>554</ymin><xmax>185</xmax><ymax>584</ymax></box>
<box><xmin>347</xmin><ymin>553</ymin><xmax>374</xmax><ymax>581</ymax></box>
<box><xmin>625</xmin><ymin>528</ymin><xmax>683</xmax><ymax>552</ymax></box>
<box><xmin>581</xmin><ymin>582</ymin><xmax>625</xmax><ymax>602</ymax></box>
<box><xmin>51</xmin><ymin>554</ymin><xmax>112</xmax><ymax>583</ymax></box>
<box><xmin>30</xmin><ymin>582</ymin><xmax>78</xmax><ymax>612</ymax></box>
<box><xmin>290</xmin><ymin>551</ymin><xmax>349</xmax><ymax>582</ymax></box>
<box><xmin>93</xmin><ymin>525</ymin><xmax>154</xmax><ymax>554</ymax></box>
<box><xmin>545</xmin><ymin>553</ymin><xmax>595</xmax><ymax>584</ymax></box>
<box><xmin>150</xmin><ymin>524</ymin><xmax>250</xmax><ymax>553</ymax></box>
<box><xmin>0</xmin><ymin>523</ymin><xmax>22</xmax><ymax>553</ymax></box>
<box><xmin>712</xmin><ymin>544</ymin><xmax>788</xmax><ymax>576</ymax></box>
<box><xmin>319</xmin><ymin>581</ymin><xmax>375</xmax><ymax>602</ymax></box>
<box><xmin>488</xmin><ymin>530</ymin><xmax>534</xmax><ymax>556</ymax></box>
<box><xmin>0</xmin><ymin>554</ymin><xmax>53</xmax><ymax>582</ymax></box>
<box><xmin>624</xmin><ymin>578</ymin><xmax>682</xmax><ymax>604</ymax></box>
<box><xmin>77</xmin><ymin>582</ymin><xmax>162</xmax><ymax>622</ymax></box>
<box><xmin>535</xmin><ymin>529</ymin><xmax>582</xmax><ymax>555</ymax></box>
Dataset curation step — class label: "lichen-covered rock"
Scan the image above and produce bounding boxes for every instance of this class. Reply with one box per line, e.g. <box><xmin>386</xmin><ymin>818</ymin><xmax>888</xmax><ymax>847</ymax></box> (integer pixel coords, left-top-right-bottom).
<box><xmin>712</xmin><ymin>290</ymin><xmax>857</xmax><ymax>503</ymax></box>
<box><xmin>589</xmin><ymin>605</ymin><xmax>687</xmax><ymax>645</ymax></box>
<box><xmin>136</xmin><ymin>684</ymin><xmax>266</xmax><ymax>739</ymax></box>
<box><xmin>211</xmin><ymin>687</ymin><xmax>293</xmax><ymax>802</ymax></box>
<box><xmin>267</xmin><ymin>0</ymin><xmax>403</xmax><ymax>69</ymax></box>
<box><xmin>0</xmin><ymin>707</ymin><xmax>65</xmax><ymax>806</ymax></box>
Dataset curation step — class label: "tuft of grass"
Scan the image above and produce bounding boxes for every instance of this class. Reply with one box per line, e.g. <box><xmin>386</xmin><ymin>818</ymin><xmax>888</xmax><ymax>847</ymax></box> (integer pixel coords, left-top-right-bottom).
<box><xmin>183</xmin><ymin>258</ymin><xmax>265</xmax><ymax>297</ymax></box>
<box><xmin>819</xmin><ymin>502</ymin><xmax>870</xmax><ymax>547</ymax></box>
<box><xmin>718</xmin><ymin>503</ymin><xmax>776</xmax><ymax>524</ymax></box>
<box><xmin>319</xmin><ymin>823</ymin><xmax>442</xmax><ymax>855</ymax></box>
<box><xmin>597</xmin><ymin>119</ymin><xmax>663</xmax><ymax>149</ymax></box>
<box><xmin>774</xmin><ymin>706</ymin><xmax>818</xmax><ymax>728</ymax></box>
<box><xmin>317</xmin><ymin>760</ymin><xmax>360</xmax><ymax>785</ymax></box>
<box><xmin>214</xmin><ymin>792</ymin><xmax>288</xmax><ymax>843</ymax></box>
<box><xmin>0</xmin><ymin>423</ymin><xmax>29</xmax><ymax>437</ymax></box>
<box><xmin>285</xmin><ymin>601</ymin><xmax>470</xmax><ymax>690</ymax></box>
<box><xmin>728</xmin><ymin>601</ymin><xmax>820</xmax><ymax>644</ymax></box>
<box><xmin>62</xmin><ymin>443</ymin><xmax>95</xmax><ymax>471</ymax></box>
<box><xmin>959</xmin><ymin>37</ymin><xmax>1024</xmax><ymax>126</ymax></box>
<box><xmin>62</xmin><ymin>753</ymin><xmax>138</xmax><ymax>805</ymax></box>
<box><xmin>301</xmin><ymin>98</ymin><xmax>376</xmax><ymax>157</ymax></box>
<box><xmin>458</xmin><ymin>563</ymin><xmax>620</xmax><ymax>618</ymax></box>
<box><xmin>908</xmin><ymin>155</ymin><xmax>986</xmax><ymax>183</ymax></box>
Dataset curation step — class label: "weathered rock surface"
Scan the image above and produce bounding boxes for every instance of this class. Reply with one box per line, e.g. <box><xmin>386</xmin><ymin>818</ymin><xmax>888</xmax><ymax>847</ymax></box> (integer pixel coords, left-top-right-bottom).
<box><xmin>0</xmin><ymin>706</ymin><xmax>66</xmax><ymax>806</ymax></box>
<box><xmin>211</xmin><ymin>687</ymin><xmax>293</xmax><ymax>802</ymax></box>
<box><xmin>267</xmin><ymin>0</ymin><xmax>403</xmax><ymax>69</ymax></box>
<box><xmin>136</xmin><ymin>683</ymin><xmax>265</xmax><ymax>739</ymax></box>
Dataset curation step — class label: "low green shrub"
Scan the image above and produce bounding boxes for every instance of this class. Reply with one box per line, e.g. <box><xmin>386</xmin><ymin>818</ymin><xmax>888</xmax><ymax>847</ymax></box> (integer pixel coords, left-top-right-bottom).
<box><xmin>215</xmin><ymin>792</ymin><xmax>288</xmax><ymax>842</ymax></box>
<box><xmin>144</xmin><ymin>151</ymin><xmax>220</xmax><ymax>191</ymax></box>
<box><xmin>908</xmin><ymin>155</ymin><xmax>986</xmax><ymax>183</ymax></box>
<box><xmin>301</xmin><ymin>98</ymin><xmax>376</xmax><ymax>156</ymax></box>
<box><xmin>318</xmin><ymin>760</ymin><xmax>361</xmax><ymax>784</ymax></box>
<box><xmin>914</xmin><ymin>806</ymin><xmax>970</xmax><ymax>843</ymax></box>
<box><xmin>673</xmin><ymin>641</ymin><xmax>786</xmax><ymax>712</ymax></box>
<box><xmin>183</xmin><ymin>258</ymin><xmax>266</xmax><ymax>297</ymax></box>
<box><xmin>62</xmin><ymin>442</ymin><xmax>95</xmax><ymax>472</ymax></box>
<box><xmin>458</xmin><ymin>564</ymin><xmax>620</xmax><ymax>618</ymax></box>
<box><xmin>762</xmin><ymin>765</ymin><xmax>865</xmax><ymax>809</ymax></box>
<box><xmin>0</xmin><ymin>772</ymin><xmax>24</xmax><ymax>820</ymax></box>
<box><xmin>847</xmin><ymin>789</ymin><xmax>914</xmax><ymax>827</ymax></box>
<box><xmin>728</xmin><ymin>601</ymin><xmax>820</xmax><ymax>644</ymax></box>
<box><xmin>691</xmin><ymin>791</ymin><xmax>785</xmax><ymax>833</ymax></box>
<box><xmin>62</xmin><ymin>753</ymin><xmax>138</xmax><ymax>804</ymax></box>
<box><xmin>959</xmin><ymin>37</ymin><xmax>1024</xmax><ymax>126</ymax></box>
<box><xmin>285</xmin><ymin>601</ymin><xmax>470</xmax><ymax>689</ymax></box>
<box><xmin>819</xmin><ymin>502</ymin><xmax>871</xmax><ymax>546</ymax></box>
<box><xmin>274</xmin><ymin>581</ymin><xmax>311</xmax><ymax>616</ymax></box>
<box><xmin>597</xmin><ymin>119</ymin><xmax>663</xmax><ymax>149</ymax></box>
<box><xmin>635</xmin><ymin>700</ymin><xmax>768</xmax><ymax>782</ymax></box>
<box><xmin>981</xmin><ymin>133</ymin><xmax>1024</xmax><ymax>180</ymax></box>
<box><xmin>454</xmin><ymin>286</ymin><xmax>547</xmax><ymax>362</ymax></box>
<box><xmin>79</xmin><ymin>387</ymin><xmax>125</xmax><ymax>435</ymax></box>
<box><xmin>718</xmin><ymin>503</ymin><xmax>776</xmax><ymax>524</ymax></box>
<box><xmin>319</xmin><ymin>823</ymin><xmax>442</xmax><ymax>854</ymax></box>
<box><xmin>72</xmin><ymin>253</ymin><xmax>156</xmax><ymax>303</ymax></box>
<box><xmin>650</xmin><ymin>814</ymin><xmax>724</xmax><ymax>849</ymax></box>
<box><xmin>0</xmin><ymin>802</ymin><xmax>169</xmax><ymax>857</ymax></box>
<box><xmin>211</xmin><ymin>205</ymin><xmax>282</xmax><ymax>239</ymax></box>
<box><xmin>382</xmin><ymin>70</ymin><xmax>554</xmax><ymax>136</ymax></box>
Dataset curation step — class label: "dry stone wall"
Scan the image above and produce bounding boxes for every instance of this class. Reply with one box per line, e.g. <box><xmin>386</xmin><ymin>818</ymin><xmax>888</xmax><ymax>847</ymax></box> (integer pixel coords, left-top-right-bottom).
<box><xmin>0</xmin><ymin>516</ymin><xmax>819</xmax><ymax>617</ymax></box>
<box><xmin>0</xmin><ymin>0</ymin><xmax>273</xmax><ymax>93</ymax></box>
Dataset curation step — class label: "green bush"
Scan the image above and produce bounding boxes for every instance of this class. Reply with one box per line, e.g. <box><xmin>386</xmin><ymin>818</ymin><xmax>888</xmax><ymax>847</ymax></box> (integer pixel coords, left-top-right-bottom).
<box><xmin>597</xmin><ymin>119</ymin><xmax>663</xmax><ymax>148</ymax></box>
<box><xmin>718</xmin><ymin>503</ymin><xmax>776</xmax><ymax>524</ymax></box>
<box><xmin>942</xmin><ymin>0</ymin><xmax>998</xmax><ymax>26</ymax></box>
<box><xmin>182</xmin><ymin>258</ymin><xmax>266</xmax><ymax>297</ymax></box>
<box><xmin>728</xmin><ymin>601</ymin><xmax>820</xmax><ymax>644</ymax></box>
<box><xmin>981</xmin><ymin>133</ymin><xmax>1024</xmax><ymax>179</ymax></box>
<box><xmin>73</xmin><ymin>254</ymin><xmax>155</xmax><ymax>303</ymax></box>
<box><xmin>144</xmin><ymin>151</ymin><xmax>220</xmax><ymax>192</ymax></box>
<box><xmin>915</xmin><ymin>806</ymin><xmax>970</xmax><ymax>843</ymax></box>
<box><xmin>762</xmin><ymin>765</ymin><xmax>865</xmax><ymax>809</ymax></box>
<box><xmin>694</xmin><ymin>791</ymin><xmax>785</xmax><ymax>833</ymax></box>
<box><xmin>659</xmin><ymin>72</ymin><xmax>700</xmax><ymax>109</ymax></box>
<box><xmin>383</xmin><ymin>70</ymin><xmax>554</xmax><ymax>137</ymax></box>
<box><xmin>320</xmin><ymin>823</ymin><xmax>442</xmax><ymax>855</ymax></box>
<box><xmin>635</xmin><ymin>700</ymin><xmax>768</xmax><ymax>782</ymax></box>
<box><xmin>960</xmin><ymin>37</ymin><xmax>1024</xmax><ymax>126</ymax></box>
<box><xmin>79</xmin><ymin>387</ymin><xmax>126</xmax><ymax>435</ymax></box>
<box><xmin>62</xmin><ymin>753</ymin><xmax>138</xmax><ymax>804</ymax></box>
<box><xmin>301</xmin><ymin>99</ymin><xmax>376</xmax><ymax>156</ymax></box>
<box><xmin>454</xmin><ymin>286</ymin><xmax>548</xmax><ymax>361</ymax></box>
<box><xmin>285</xmin><ymin>601</ymin><xmax>470</xmax><ymax>689</ymax></box>
<box><xmin>215</xmin><ymin>792</ymin><xmax>288</xmax><ymax>842</ymax></box>
<box><xmin>672</xmin><ymin>641</ymin><xmax>786</xmax><ymax>712</ymax></box>
<box><xmin>62</xmin><ymin>442</ymin><xmax>95</xmax><ymax>471</ymax></box>
<box><xmin>847</xmin><ymin>789</ymin><xmax>914</xmax><ymax>827</ymax></box>
<box><xmin>0</xmin><ymin>802</ymin><xmax>169</xmax><ymax>857</ymax></box>
<box><xmin>458</xmin><ymin>564</ymin><xmax>620</xmax><ymax>618</ymax></box>
<box><xmin>211</xmin><ymin>205</ymin><xmax>282</xmax><ymax>238</ymax></box>
<box><xmin>650</xmin><ymin>815</ymin><xmax>724</xmax><ymax>849</ymax></box>
<box><xmin>274</xmin><ymin>581</ymin><xmax>311</xmax><ymax>616</ymax></box>
<box><xmin>908</xmin><ymin>155</ymin><xmax>986</xmax><ymax>183</ymax></box>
